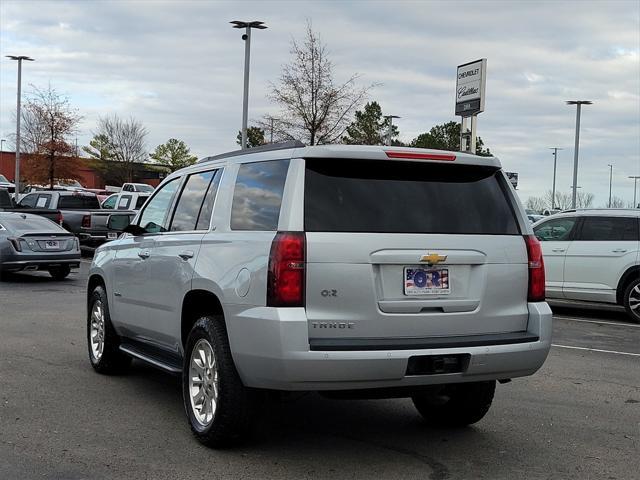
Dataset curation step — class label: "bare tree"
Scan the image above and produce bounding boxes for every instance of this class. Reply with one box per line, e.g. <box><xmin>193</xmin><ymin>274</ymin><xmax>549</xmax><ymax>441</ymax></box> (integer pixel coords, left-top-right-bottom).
<box><xmin>576</xmin><ymin>191</ymin><xmax>595</xmax><ymax>208</ymax></box>
<box><xmin>266</xmin><ymin>23</ymin><xmax>374</xmax><ymax>145</ymax></box>
<box><xmin>92</xmin><ymin>115</ymin><xmax>148</xmax><ymax>183</ymax></box>
<box><xmin>19</xmin><ymin>84</ymin><xmax>83</xmax><ymax>188</ymax></box>
<box><xmin>525</xmin><ymin>196</ymin><xmax>546</xmax><ymax>213</ymax></box>
<box><xmin>602</xmin><ymin>196</ymin><xmax>626</xmax><ymax>208</ymax></box>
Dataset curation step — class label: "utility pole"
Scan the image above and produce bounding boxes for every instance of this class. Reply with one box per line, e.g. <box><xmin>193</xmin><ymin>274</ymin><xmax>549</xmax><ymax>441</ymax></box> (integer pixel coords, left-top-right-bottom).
<box><xmin>549</xmin><ymin>147</ymin><xmax>563</xmax><ymax>210</ymax></box>
<box><xmin>630</xmin><ymin>176</ymin><xmax>640</xmax><ymax>208</ymax></box>
<box><xmin>383</xmin><ymin>115</ymin><xmax>400</xmax><ymax>146</ymax></box>
<box><xmin>7</xmin><ymin>55</ymin><xmax>35</xmax><ymax>197</ymax></box>
<box><xmin>230</xmin><ymin>21</ymin><xmax>267</xmax><ymax>149</ymax></box>
<box><xmin>607</xmin><ymin>164</ymin><xmax>613</xmax><ymax>208</ymax></box>
<box><xmin>566</xmin><ymin>100</ymin><xmax>592</xmax><ymax>209</ymax></box>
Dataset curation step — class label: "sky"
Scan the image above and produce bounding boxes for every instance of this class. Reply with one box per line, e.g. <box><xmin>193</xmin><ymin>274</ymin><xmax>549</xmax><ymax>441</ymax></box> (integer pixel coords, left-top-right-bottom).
<box><xmin>1</xmin><ymin>0</ymin><xmax>639</xmax><ymax>206</ymax></box>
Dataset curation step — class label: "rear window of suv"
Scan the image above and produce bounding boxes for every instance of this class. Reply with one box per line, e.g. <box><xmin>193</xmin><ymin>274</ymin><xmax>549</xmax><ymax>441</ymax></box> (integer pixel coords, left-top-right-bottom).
<box><xmin>304</xmin><ymin>159</ymin><xmax>520</xmax><ymax>235</ymax></box>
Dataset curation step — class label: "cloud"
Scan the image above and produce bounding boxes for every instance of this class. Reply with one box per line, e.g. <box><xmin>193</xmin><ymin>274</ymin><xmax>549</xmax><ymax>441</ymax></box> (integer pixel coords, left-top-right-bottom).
<box><xmin>1</xmin><ymin>0</ymin><xmax>638</xmax><ymax>206</ymax></box>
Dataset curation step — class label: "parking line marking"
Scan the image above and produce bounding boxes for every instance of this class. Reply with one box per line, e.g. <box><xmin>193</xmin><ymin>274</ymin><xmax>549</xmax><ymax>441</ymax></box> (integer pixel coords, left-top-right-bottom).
<box><xmin>553</xmin><ymin>315</ymin><xmax>640</xmax><ymax>329</ymax></box>
<box><xmin>552</xmin><ymin>344</ymin><xmax>640</xmax><ymax>357</ymax></box>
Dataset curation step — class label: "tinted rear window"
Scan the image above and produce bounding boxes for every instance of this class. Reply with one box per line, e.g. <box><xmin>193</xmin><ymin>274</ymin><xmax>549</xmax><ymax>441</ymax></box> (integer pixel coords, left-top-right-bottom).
<box><xmin>304</xmin><ymin>159</ymin><xmax>520</xmax><ymax>235</ymax></box>
<box><xmin>0</xmin><ymin>214</ymin><xmax>64</xmax><ymax>233</ymax></box>
<box><xmin>58</xmin><ymin>194</ymin><xmax>100</xmax><ymax>209</ymax></box>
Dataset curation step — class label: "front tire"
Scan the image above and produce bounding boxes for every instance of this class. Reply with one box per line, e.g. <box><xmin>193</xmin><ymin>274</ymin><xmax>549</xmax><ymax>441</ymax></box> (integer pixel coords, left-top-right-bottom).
<box><xmin>182</xmin><ymin>316</ymin><xmax>254</xmax><ymax>448</ymax></box>
<box><xmin>623</xmin><ymin>277</ymin><xmax>640</xmax><ymax>324</ymax></box>
<box><xmin>87</xmin><ymin>286</ymin><xmax>131</xmax><ymax>374</ymax></box>
<box><xmin>49</xmin><ymin>265</ymin><xmax>71</xmax><ymax>280</ymax></box>
<box><xmin>412</xmin><ymin>381</ymin><xmax>496</xmax><ymax>427</ymax></box>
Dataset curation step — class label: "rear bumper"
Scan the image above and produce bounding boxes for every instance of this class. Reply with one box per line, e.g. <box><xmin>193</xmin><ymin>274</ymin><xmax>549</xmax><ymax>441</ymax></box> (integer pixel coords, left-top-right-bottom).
<box><xmin>1</xmin><ymin>257</ymin><xmax>80</xmax><ymax>272</ymax></box>
<box><xmin>226</xmin><ymin>302</ymin><xmax>552</xmax><ymax>391</ymax></box>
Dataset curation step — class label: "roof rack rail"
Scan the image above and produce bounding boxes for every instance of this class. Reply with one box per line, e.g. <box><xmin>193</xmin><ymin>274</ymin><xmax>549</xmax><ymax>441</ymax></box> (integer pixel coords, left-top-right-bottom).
<box><xmin>199</xmin><ymin>140</ymin><xmax>306</xmax><ymax>163</ymax></box>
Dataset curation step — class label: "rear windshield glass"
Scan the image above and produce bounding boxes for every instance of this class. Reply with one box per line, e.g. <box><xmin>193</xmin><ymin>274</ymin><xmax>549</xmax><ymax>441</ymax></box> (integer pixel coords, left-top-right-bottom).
<box><xmin>304</xmin><ymin>159</ymin><xmax>520</xmax><ymax>235</ymax></box>
<box><xmin>0</xmin><ymin>214</ymin><xmax>63</xmax><ymax>232</ymax></box>
<box><xmin>58</xmin><ymin>194</ymin><xmax>100</xmax><ymax>209</ymax></box>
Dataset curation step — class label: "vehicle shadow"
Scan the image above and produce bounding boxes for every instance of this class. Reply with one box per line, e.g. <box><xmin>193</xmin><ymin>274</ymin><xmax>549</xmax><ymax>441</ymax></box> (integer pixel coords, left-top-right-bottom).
<box><xmin>549</xmin><ymin>301</ymin><xmax>631</xmax><ymax>323</ymax></box>
<box><xmin>0</xmin><ymin>270</ymin><xmax>77</xmax><ymax>283</ymax></box>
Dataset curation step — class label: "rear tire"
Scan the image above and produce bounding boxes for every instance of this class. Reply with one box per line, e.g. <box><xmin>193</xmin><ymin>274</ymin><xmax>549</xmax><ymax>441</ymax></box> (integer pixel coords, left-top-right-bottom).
<box><xmin>623</xmin><ymin>277</ymin><xmax>640</xmax><ymax>324</ymax></box>
<box><xmin>49</xmin><ymin>265</ymin><xmax>71</xmax><ymax>280</ymax></box>
<box><xmin>182</xmin><ymin>316</ymin><xmax>254</xmax><ymax>448</ymax></box>
<box><xmin>87</xmin><ymin>286</ymin><xmax>131</xmax><ymax>374</ymax></box>
<box><xmin>412</xmin><ymin>381</ymin><xmax>496</xmax><ymax>427</ymax></box>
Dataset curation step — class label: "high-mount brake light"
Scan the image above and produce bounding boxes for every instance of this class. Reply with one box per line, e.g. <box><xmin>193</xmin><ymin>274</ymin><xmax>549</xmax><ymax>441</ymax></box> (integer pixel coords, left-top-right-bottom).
<box><xmin>524</xmin><ymin>235</ymin><xmax>545</xmax><ymax>302</ymax></box>
<box><xmin>267</xmin><ymin>232</ymin><xmax>305</xmax><ymax>307</ymax></box>
<box><xmin>385</xmin><ymin>151</ymin><xmax>456</xmax><ymax>161</ymax></box>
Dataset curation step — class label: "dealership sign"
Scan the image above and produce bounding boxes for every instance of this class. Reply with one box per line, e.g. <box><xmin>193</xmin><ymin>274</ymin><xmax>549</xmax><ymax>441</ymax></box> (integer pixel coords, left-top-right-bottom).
<box><xmin>455</xmin><ymin>59</ymin><xmax>486</xmax><ymax>117</ymax></box>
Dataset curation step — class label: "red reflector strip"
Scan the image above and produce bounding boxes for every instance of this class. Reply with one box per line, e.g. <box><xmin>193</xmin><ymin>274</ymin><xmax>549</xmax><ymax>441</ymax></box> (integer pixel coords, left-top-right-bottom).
<box><xmin>385</xmin><ymin>151</ymin><xmax>456</xmax><ymax>161</ymax></box>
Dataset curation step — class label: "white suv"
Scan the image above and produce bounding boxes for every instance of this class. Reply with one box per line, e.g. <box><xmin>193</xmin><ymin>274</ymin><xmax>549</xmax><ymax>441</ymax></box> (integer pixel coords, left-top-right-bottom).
<box><xmin>533</xmin><ymin>209</ymin><xmax>640</xmax><ymax>322</ymax></box>
<box><xmin>88</xmin><ymin>142</ymin><xmax>552</xmax><ymax>447</ymax></box>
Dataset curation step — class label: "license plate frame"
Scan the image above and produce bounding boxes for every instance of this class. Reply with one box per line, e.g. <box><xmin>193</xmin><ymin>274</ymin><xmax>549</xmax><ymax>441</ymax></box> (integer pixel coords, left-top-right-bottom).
<box><xmin>44</xmin><ymin>240</ymin><xmax>60</xmax><ymax>250</ymax></box>
<box><xmin>404</xmin><ymin>267</ymin><xmax>450</xmax><ymax>296</ymax></box>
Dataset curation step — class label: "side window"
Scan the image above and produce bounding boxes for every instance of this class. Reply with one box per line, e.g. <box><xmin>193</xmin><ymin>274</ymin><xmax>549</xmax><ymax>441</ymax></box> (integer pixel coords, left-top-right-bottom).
<box><xmin>36</xmin><ymin>194</ymin><xmax>52</xmax><ymax>208</ymax></box>
<box><xmin>170</xmin><ymin>170</ymin><xmax>218</xmax><ymax>232</ymax></box>
<box><xmin>117</xmin><ymin>195</ymin><xmax>132</xmax><ymax>210</ymax></box>
<box><xmin>578</xmin><ymin>217</ymin><xmax>639</xmax><ymax>241</ymax></box>
<box><xmin>19</xmin><ymin>194</ymin><xmax>37</xmax><ymax>208</ymax></box>
<box><xmin>135</xmin><ymin>196</ymin><xmax>148</xmax><ymax>209</ymax></box>
<box><xmin>137</xmin><ymin>178</ymin><xmax>180</xmax><ymax>234</ymax></box>
<box><xmin>196</xmin><ymin>170</ymin><xmax>222</xmax><ymax>230</ymax></box>
<box><xmin>534</xmin><ymin>217</ymin><xmax>577</xmax><ymax>242</ymax></box>
<box><xmin>102</xmin><ymin>195</ymin><xmax>117</xmax><ymax>209</ymax></box>
<box><xmin>231</xmin><ymin>160</ymin><xmax>290</xmax><ymax>231</ymax></box>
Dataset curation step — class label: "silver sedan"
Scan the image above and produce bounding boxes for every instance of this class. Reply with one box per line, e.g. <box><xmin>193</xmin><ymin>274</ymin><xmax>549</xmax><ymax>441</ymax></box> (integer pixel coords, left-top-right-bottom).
<box><xmin>0</xmin><ymin>212</ymin><xmax>80</xmax><ymax>280</ymax></box>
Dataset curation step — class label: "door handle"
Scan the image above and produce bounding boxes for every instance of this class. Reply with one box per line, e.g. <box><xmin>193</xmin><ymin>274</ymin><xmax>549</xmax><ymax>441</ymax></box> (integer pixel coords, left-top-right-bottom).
<box><xmin>138</xmin><ymin>250</ymin><xmax>150</xmax><ymax>259</ymax></box>
<box><xmin>178</xmin><ymin>251</ymin><xmax>194</xmax><ymax>260</ymax></box>
<box><xmin>611</xmin><ymin>249</ymin><xmax>627</xmax><ymax>253</ymax></box>
<box><xmin>551</xmin><ymin>248</ymin><xmax>565</xmax><ymax>252</ymax></box>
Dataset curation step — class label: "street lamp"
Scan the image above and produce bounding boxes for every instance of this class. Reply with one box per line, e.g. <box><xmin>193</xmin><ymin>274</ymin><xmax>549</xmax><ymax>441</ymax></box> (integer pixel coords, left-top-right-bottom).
<box><xmin>7</xmin><ymin>55</ymin><xmax>35</xmax><ymax>197</ymax></box>
<box><xmin>230</xmin><ymin>20</ymin><xmax>267</xmax><ymax>150</ymax></box>
<box><xmin>607</xmin><ymin>164</ymin><xmax>613</xmax><ymax>208</ymax></box>
<box><xmin>629</xmin><ymin>176</ymin><xmax>640</xmax><ymax>208</ymax></box>
<box><xmin>549</xmin><ymin>147</ymin><xmax>563</xmax><ymax>210</ymax></box>
<box><xmin>566</xmin><ymin>100</ymin><xmax>592</xmax><ymax>209</ymax></box>
<box><xmin>383</xmin><ymin>115</ymin><xmax>400</xmax><ymax>146</ymax></box>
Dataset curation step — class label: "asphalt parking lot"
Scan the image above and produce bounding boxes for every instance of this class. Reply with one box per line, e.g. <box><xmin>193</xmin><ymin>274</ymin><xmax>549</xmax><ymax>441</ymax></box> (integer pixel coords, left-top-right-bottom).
<box><xmin>1</xmin><ymin>262</ymin><xmax>638</xmax><ymax>480</ymax></box>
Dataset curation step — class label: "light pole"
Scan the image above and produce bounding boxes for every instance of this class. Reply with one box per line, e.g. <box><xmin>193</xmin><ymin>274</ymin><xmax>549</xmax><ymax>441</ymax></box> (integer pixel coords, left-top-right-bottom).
<box><xmin>230</xmin><ymin>20</ymin><xmax>267</xmax><ymax>150</ymax></box>
<box><xmin>629</xmin><ymin>176</ymin><xmax>640</xmax><ymax>208</ymax></box>
<box><xmin>607</xmin><ymin>164</ymin><xmax>613</xmax><ymax>208</ymax></box>
<box><xmin>566</xmin><ymin>100</ymin><xmax>592</xmax><ymax>209</ymax></box>
<box><xmin>7</xmin><ymin>55</ymin><xmax>35</xmax><ymax>197</ymax></box>
<box><xmin>549</xmin><ymin>147</ymin><xmax>563</xmax><ymax>210</ymax></box>
<box><xmin>383</xmin><ymin>115</ymin><xmax>400</xmax><ymax>146</ymax></box>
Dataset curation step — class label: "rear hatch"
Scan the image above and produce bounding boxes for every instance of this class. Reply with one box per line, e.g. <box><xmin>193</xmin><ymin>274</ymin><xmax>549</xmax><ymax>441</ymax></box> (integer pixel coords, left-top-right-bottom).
<box><xmin>303</xmin><ymin>157</ymin><xmax>528</xmax><ymax>345</ymax></box>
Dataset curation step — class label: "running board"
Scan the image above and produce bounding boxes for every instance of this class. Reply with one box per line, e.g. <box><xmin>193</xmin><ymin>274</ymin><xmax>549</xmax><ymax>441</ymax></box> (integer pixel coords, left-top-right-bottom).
<box><xmin>119</xmin><ymin>344</ymin><xmax>182</xmax><ymax>374</ymax></box>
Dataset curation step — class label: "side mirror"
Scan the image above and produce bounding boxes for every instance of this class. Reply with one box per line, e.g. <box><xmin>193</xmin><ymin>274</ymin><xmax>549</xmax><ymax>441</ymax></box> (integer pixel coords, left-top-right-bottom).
<box><xmin>107</xmin><ymin>213</ymin><xmax>143</xmax><ymax>235</ymax></box>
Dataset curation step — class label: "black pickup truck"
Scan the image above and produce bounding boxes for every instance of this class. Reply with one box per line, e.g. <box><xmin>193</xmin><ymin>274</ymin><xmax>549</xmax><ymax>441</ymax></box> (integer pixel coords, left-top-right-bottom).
<box><xmin>0</xmin><ymin>188</ymin><xmax>63</xmax><ymax>224</ymax></box>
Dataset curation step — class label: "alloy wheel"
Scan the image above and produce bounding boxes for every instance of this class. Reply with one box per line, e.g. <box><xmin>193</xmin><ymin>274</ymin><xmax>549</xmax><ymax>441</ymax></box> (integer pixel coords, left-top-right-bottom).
<box><xmin>90</xmin><ymin>300</ymin><xmax>105</xmax><ymax>361</ymax></box>
<box><xmin>189</xmin><ymin>339</ymin><xmax>219</xmax><ymax>426</ymax></box>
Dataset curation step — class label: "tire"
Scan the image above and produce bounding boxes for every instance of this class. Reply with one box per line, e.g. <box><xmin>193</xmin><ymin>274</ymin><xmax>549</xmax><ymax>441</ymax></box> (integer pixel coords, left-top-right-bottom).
<box><xmin>87</xmin><ymin>285</ymin><xmax>131</xmax><ymax>374</ymax></box>
<box><xmin>412</xmin><ymin>381</ymin><xmax>496</xmax><ymax>427</ymax></box>
<box><xmin>623</xmin><ymin>277</ymin><xmax>640</xmax><ymax>324</ymax></box>
<box><xmin>182</xmin><ymin>316</ymin><xmax>254</xmax><ymax>448</ymax></box>
<box><xmin>49</xmin><ymin>265</ymin><xmax>71</xmax><ymax>280</ymax></box>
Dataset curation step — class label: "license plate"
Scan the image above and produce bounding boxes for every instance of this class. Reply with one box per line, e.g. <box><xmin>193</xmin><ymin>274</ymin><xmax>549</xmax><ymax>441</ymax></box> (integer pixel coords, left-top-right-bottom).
<box><xmin>44</xmin><ymin>240</ymin><xmax>59</xmax><ymax>250</ymax></box>
<box><xmin>404</xmin><ymin>267</ymin><xmax>450</xmax><ymax>295</ymax></box>
<box><xmin>107</xmin><ymin>232</ymin><xmax>118</xmax><ymax>239</ymax></box>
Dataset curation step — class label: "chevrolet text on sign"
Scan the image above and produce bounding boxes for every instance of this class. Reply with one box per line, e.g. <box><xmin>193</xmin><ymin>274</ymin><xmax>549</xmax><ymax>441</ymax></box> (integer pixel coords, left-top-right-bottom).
<box><xmin>455</xmin><ymin>58</ymin><xmax>486</xmax><ymax>116</ymax></box>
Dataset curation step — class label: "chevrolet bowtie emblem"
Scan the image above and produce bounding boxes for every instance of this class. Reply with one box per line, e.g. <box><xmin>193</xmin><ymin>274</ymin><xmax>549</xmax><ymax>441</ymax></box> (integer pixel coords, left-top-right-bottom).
<box><xmin>420</xmin><ymin>253</ymin><xmax>447</xmax><ymax>265</ymax></box>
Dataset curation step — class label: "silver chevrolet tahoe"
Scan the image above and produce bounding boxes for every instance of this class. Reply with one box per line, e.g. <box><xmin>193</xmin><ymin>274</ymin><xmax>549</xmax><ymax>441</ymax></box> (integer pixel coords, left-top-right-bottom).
<box><xmin>87</xmin><ymin>142</ymin><xmax>552</xmax><ymax>447</ymax></box>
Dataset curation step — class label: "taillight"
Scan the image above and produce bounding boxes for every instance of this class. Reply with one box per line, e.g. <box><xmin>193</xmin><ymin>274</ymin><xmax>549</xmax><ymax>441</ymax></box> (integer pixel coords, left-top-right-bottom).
<box><xmin>267</xmin><ymin>232</ymin><xmax>305</xmax><ymax>307</ymax></box>
<box><xmin>524</xmin><ymin>235</ymin><xmax>545</xmax><ymax>302</ymax></box>
<box><xmin>56</xmin><ymin>212</ymin><xmax>64</xmax><ymax>226</ymax></box>
<box><xmin>82</xmin><ymin>214</ymin><xmax>91</xmax><ymax>229</ymax></box>
<box><xmin>8</xmin><ymin>237</ymin><xmax>22</xmax><ymax>252</ymax></box>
